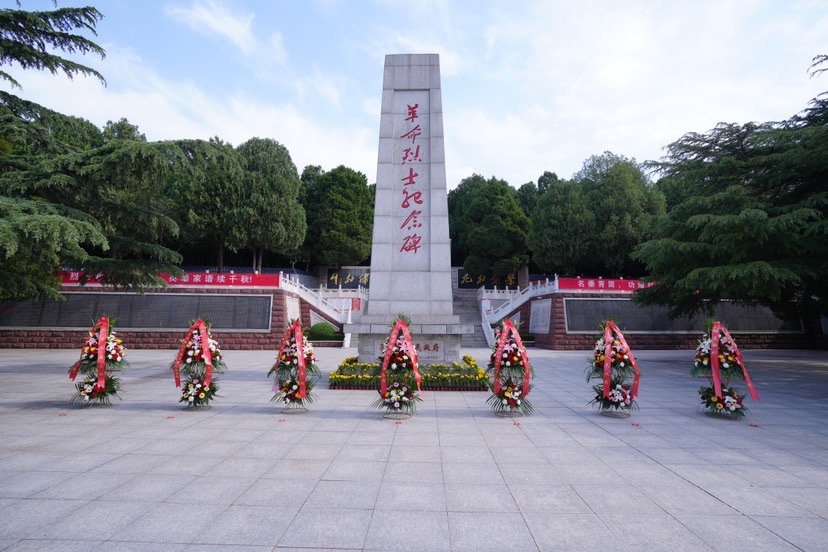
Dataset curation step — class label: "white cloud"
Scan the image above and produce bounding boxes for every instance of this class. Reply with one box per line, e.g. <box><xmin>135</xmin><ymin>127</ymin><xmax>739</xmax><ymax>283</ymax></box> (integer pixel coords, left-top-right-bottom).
<box><xmin>166</xmin><ymin>0</ymin><xmax>257</xmax><ymax>56</ymax></box>
<box><xmin>1</xmin><ymin>44</ymin><xmax>379</xmax><ymax>182</ymax></box>
<box><xmin>4</xmin><ymin>0</ymin><xmax>826</xmax><ymax>193</ymax></box>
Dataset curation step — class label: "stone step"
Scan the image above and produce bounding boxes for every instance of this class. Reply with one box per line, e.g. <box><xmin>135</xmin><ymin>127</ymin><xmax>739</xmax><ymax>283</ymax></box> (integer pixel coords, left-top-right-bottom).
<box><xmin>453</xmin><ymin>292</ymin><xmax>489</xmax><ymax>347</ymax></box>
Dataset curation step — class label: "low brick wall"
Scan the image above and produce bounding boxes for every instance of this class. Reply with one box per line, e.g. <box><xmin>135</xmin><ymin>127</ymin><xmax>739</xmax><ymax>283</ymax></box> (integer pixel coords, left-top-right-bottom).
<box><xmin>0</xmin><ymin>286</ymin><xmax>341</xmax><ymax>350</ymax></box>
<box><xmin>528</xmin><ymin>293</ymin><xmax>825</xmax><ymax>350</ymax></box>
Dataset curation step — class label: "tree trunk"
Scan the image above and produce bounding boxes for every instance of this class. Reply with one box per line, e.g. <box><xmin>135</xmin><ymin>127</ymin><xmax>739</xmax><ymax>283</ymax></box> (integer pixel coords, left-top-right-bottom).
<box><xmin>217</xmin><ymin>246</ymin><xmax>224</xmax><ymax>272</ymax></box>
<box><xmin>253</xmin><ymin>248</ymin><xmax>263</xmax><ymax>273</ymax></box>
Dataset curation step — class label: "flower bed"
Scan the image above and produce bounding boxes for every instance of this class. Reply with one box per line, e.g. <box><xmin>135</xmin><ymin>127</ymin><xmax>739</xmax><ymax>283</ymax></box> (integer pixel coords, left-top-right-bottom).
<box><xmin>329</xmin><ymin>355</ymin><xmax>488</xmax><ymax>391</ymax></box>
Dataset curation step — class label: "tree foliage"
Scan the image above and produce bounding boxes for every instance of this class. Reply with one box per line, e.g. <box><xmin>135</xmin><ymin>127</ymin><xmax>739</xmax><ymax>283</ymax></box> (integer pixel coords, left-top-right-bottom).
<box><xmin>528</xmin><ymin>180</ymin><xmax>594</xmax><ymax>276</ymax></box>
<box><xmin>159</xmin><ymin>138</ymin><xmax>244</xmax><ymax>271</ymax></box>
<box><xmin>528</xmin><ymin>153</ymin><xmax>663</xmax><ymax>277</ymax></box>
<box><xmin>103</xmin><ymin>118</ymin><xmax>146</xmax><ymax>143</ymax></box>
<box><xmin>515</xmin><ymin>181</ymin><xmax>538</xmax><ymax>220</ymax></box>
<box><xmin>448</xmin><ymin>174</ymin><xmax>529</xmax><ymax>278</ymax></box>
<box><xmin>301</xmin><ymin>165</ymin><xmax>373</xmax><ymax>267</ymax></box>
<box><xmin>633</xmin><ymin>85</ymin><xmax>828</xmax><ymax>319</ymax></box>
<box><xmin>574</xmin><ymin>152</ymin><xmax>664</xmax><ymax>276</ymax></box>
<box><xmin>2</xmin><ymin>131</ymin><xmax>184</xmax><ymax>292</ymax></box>
<box><xmin>0</xmin><ymin>194</ymin><xmax>106</xmax><ymax>300</ymax></box>
<box><xmin>0</xmin><ymin>4</ymin><xmax>105</xmax><ymax>89</ymax></box>
<box><xmin>234</xmin><ymin>137</ymin><xmax>306</xmax><ymax>272</ymax></box>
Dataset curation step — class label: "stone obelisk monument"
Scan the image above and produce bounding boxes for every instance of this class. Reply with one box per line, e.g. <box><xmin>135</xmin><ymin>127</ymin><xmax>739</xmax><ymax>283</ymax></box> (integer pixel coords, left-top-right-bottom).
<box><xmin>347</xmin><ymin>54</ymin><xmax>472</xmax><ymax>363</ymax></box>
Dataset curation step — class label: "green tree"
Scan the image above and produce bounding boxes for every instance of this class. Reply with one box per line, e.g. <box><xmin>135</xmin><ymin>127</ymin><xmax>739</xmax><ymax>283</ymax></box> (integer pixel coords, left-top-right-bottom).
<box><xmin>234</xmin><ymin>137</ymin><xmax>306</xmax><ymax>272</ymax></box>
<box><xmin>0</xmin><ymin>194</ymin><xmax>106</xmax><ymax>301</ymax></box>
<box><xmin>515</xmin><ymin>181</ymin><xmax>539</xmax><ymax>220</ymax></box>
<box><xmin>160</xmin><ymin>138</ymin><xmax>244</xmax><ymax>271</ymax></box>
<box><xmin>0</xmin><ymin>3</ymin><xmax>105</xmax><ymax>89</ymax></box>
<box><xmin>0</xmin><ymin>91</ymin><xmax>103</xmax><ymax>154</ymax></box>
<box><xmin>528</xmin><ymin>180</ymin><xmax>595</xmax><ymax>276</ymax></box>
<box><xmin>103</xmin><ymin>118</ymin><xmax>146</xmax><ymax>143</ymax></box>
<box><xmin>633</xmin><ymin>92</ymin><xmax>828</xmax><ymax>319</ymax></box>
<box><xmin>0</xmin><ymin>5</ymin><xmax>118</xmax><ymax>301</ymax></box>
<box><xmin>537</xmin><ymin>170</ymin><xmax>560</xmax><ymax>193</ymax></box>
<box><xmin>301</xmin><ymin>165</ymin><xmax>373</xmax><ymax>267</ymax></box>
<box><xmin>448</xmin><ymin>174</ymin><xmax>529</xmax><ymax>279</ymax></box>
<box><xmin>574</xmin><ymin>152</ymin><xmax>665</xmax><ymax>277</ymax></box>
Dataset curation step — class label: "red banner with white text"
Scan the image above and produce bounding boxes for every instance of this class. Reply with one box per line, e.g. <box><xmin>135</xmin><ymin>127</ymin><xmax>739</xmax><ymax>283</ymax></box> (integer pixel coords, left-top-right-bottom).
<box><xmin>60</xmin><ymin>270</ymin><xmax>281</xmax><ymax>288</ymax></box>
<box><xmin>557</xmin><ymin>277</ymin><xmax>655</xmax><ymax>293</ymax></box>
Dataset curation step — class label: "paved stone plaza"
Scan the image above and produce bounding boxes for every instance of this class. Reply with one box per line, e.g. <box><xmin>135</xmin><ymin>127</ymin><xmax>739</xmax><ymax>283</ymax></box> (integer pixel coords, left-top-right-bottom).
<box><xmin>1</xmin><ymin>346</ymin><xmax>827</xmax><ymax>551</ymax></box>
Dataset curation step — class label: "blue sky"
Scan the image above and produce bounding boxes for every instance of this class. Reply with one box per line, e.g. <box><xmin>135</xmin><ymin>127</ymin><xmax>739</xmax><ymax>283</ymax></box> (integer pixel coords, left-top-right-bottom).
<box><xmin>5</xmin><ymin>0</ymin><xmax>828</xmax><ymax>188</ymax></box>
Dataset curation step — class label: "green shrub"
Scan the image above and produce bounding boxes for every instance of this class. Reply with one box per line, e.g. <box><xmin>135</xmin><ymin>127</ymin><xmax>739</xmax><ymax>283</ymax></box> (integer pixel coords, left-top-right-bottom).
<box><xmin>307</xmin><ymin>322</ymin><xmax>337</xmax><ymax>341</ymax></box>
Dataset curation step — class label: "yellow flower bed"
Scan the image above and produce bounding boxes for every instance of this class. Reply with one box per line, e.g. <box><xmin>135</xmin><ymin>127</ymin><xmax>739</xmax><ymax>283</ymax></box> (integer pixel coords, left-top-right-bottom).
<box><xmin>329</xmin><ymin>355</ymin><xmax>488</xmax><ymax>391</ymax></box>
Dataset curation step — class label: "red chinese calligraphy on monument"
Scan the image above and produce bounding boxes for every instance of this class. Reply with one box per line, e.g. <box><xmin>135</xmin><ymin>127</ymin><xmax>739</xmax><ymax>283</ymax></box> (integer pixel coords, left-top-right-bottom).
<box><xmin>398</xmin><ymin>102</ymin><xmax>425</xmax><ymax>254</ymax></box>
<box><xmin>400</xmin><ymin>234</ymin><xmax>422</xmax><ymax>253</ymax></box>
<box><xmin>400</xmin><ymin>210</ymin><xmax>423</xmax><ymax>231</ymax></box>
<box><xmin>400</xmin><ymin>124</ymin><xmax>422</xmax><ymax>144</ymax></box>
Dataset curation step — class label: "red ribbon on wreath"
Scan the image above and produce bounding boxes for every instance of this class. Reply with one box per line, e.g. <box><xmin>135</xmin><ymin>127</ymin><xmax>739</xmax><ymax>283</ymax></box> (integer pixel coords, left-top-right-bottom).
<box><xmin>172</xmin><ymin>319</ymin><xmax>214</xmax><ymax>388</ymax></box>
<box><xmin>380</xmin><ymin>319</ymin><xmax>421</xmax><ymax>397</ymax></box>
<box><xmin>601</xmin><ymin>321</ymin><xmax>641</xmax><ymax>400</ymax></box>
<box><xmin>492</xmin><ymin>319</ymin><xmax>531</xmax><ymax>398</ymax></box>
<box><xmin>709</xmin><ymin>321</ymin><xmax>759</xmax><ymax>401</ymax></box>
<box><xmin>69</xmin><ymin>316</ymin><xmax>109</xmax><ymax>391</ymax></box>
<box><xmin>274</xmin><ymin>320</ymin><xmax>307</xmax><ymax>398</ymax></box>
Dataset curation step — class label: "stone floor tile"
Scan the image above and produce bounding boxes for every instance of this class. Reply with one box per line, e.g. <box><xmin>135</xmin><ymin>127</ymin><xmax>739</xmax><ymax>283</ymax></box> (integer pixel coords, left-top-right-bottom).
<box><xmin>677</xmin><ymin>513</ymin><xmax>803</xmax><ymax>551</ymax></box>
<box><xmin>93</xmin><ymin>541</ymin><xmax>188</xmax><ymax>551</ymax></box>
<box><xmin>192</xmin><ymin>505</ymin><xmax>296</xmax><ymax>546</ymax></box>
<box><xmin>1</xmin><ymin>540</ymin><xmax>102</xmax><ymax>551</ymax></box>
<box><xmin>439</xmin><ymin>446</ymin><xmax>495</xmax><ymax>464</ymax></box>
<box><xmin>509</xmin><ymin>484</ymin><xmax>592</xmax><ymax>514</ymax></box>
<box><xmin>444</xmin><ymin>483</ymin><xmax>518</xmax><ymax>513</ymax></box>
<box><xmin>0</xmin><ymin>471</ymin><xmax>77</xmax><ymax>499</ymax></box>
<box><xmin>27</xmin><ymin>500</ymin><xmax>154</xmax><ymax>540</ymax></box>
<box><xmin>100</xmin><ymin>473</ymin><xmax>195</xmax><ymax>503</ymax></box>
<box><xmin>571</xmin><ymin>483</ymin><xmax>665</xmax><ymax>514</ymax></box>
<box><xmin>302</xmin><ymin>479</ymin><xmax>380</xmax><ymax>509</ymax></box>
<box><xmin>364</xmin><ymin>510</ymin><xmax>450</xmax><ymax>551</ymax></box>
<box><xmin>447</xmin><ymin>512</ymin><xmax>537</xmax><ymax>552</ymax></box>
<box><xmin>599</xmin><ymin>513</ymin><xmax>712</xmax><ymax>549</ymax></box>
<box><xmin>0</xmin><ymin>498</ymin><xmax>85</xmax><ymax>539</ymax></box>
<box><xmin>260</xmin><ymin>459</ymin><xmax>331</xmax><ymax>480</ymax></box>
<box><xmin>524</xmin><ymin>513</ymin><xmax>616</xmax><ymax>551</ymax></box>
<box><xmin>234</xmin><ymin>478</ymin><xmax>316</xmax><ymax>507</ymax></box>
<box><xmin>376</xmin><ymin>481</ymin><xmax>446</xmax><ymax>511</ymax></box>
<box><xmin>750</xmin><ymin>515</ymin><xmax>828</xmax><ymax>552</ymax></box>
<box><xmin>278</xmin><ymin>508</ymin><xmax>372</xmax><ymax>549</ymax></box>
<box><xmin>388</xmin><ymin>445</ymin><xmax>442</xmax><ymax>463</ymax></box>
<box><xmin>322</xmin><ymin>459</ymin><xmax>385</xmax><ymax>481</ymax></box>
<box><xmin>114</xmin><ymin>502</ymin><xmax>226</xmax><ymax>543</ymax></box>
<box><xmin>637</xmin><ymin>484</ymin><xmax>741</xmax><ymax>516</ymax></box>
<box><xmin>382</xmin><ymin>461</ymin><xmax>444</xmax><ymax>483</ymax></box>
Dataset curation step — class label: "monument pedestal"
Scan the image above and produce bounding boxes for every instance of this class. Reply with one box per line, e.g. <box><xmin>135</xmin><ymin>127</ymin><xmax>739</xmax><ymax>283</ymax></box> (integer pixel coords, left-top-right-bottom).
<box><xmin>349</xmin><ymin>315</ymin><xmax>469</xmax><ymax>364</ymax></box>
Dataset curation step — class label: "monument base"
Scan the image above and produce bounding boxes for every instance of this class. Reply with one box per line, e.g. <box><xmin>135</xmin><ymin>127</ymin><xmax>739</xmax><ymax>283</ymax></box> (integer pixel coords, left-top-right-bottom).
<box><xmin>346</xmin><ymin>318</ymin><xmax>473</xmax><ymax>364</ymax></box>
<box><xmin>354</xmin><ymin>332</ymin><xmax>465</xmax><ymax>364</ymax></box>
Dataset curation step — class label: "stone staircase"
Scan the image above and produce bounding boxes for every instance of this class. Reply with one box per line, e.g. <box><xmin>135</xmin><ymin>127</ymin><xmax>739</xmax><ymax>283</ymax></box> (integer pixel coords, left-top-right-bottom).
<box><xmin>453</xmin><ymin>289</ymin><xmax>489</xmax><ymax>348</ymax></box>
